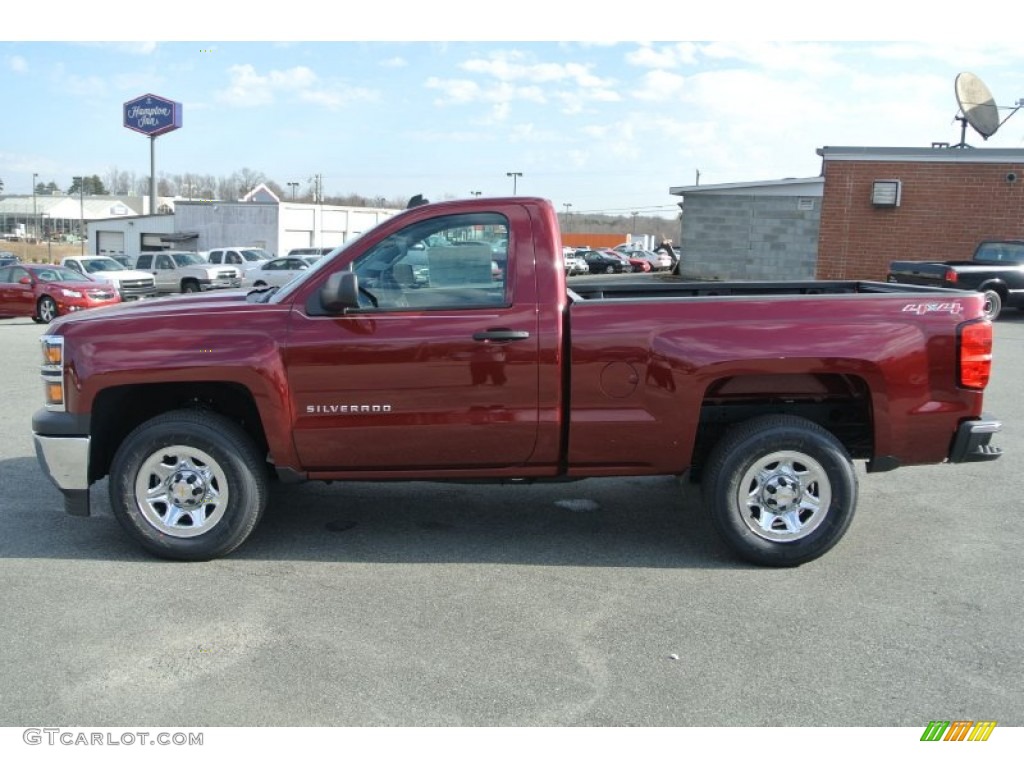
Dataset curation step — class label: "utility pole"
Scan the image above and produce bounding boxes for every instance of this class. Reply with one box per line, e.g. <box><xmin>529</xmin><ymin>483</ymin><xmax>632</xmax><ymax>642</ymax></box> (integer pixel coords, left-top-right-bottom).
<box><xmin>506</xmin><ymin>172</ymin><xmax>523</xmax><ymax>195</ymax></box>
<box><xmin>32</xmin><ymin>173</ymin><xmax>38</xmax><ymax>242</ymax></box>
<box><xmin>288</xmin><ymin>182</ymin><xmax>299</xmax><ymax>200</ymax></box>
<box><xmin>74</xmin><ymin>176</ymin><xmax>86</xmax><ymax>255</ymax></box>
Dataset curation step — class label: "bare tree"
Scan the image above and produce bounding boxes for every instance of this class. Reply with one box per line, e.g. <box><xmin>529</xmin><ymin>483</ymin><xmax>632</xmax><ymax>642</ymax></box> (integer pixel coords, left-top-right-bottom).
<box><xmin>236</xmin><ymin>167</ymin><xmax>266</xmax><ymax>197</ymax></box>
<box><xmin>217</xmin><ymin>175</ymin><xmax>240</xmax><ymax>201</ymax></box>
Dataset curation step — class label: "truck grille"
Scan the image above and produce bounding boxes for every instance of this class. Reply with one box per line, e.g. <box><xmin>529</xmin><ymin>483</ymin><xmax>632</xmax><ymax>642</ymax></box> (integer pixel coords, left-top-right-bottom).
<box><xmin>121</xmin><ymin>278</ymin><xmax>155</xmax><ymax>289</ymax></box>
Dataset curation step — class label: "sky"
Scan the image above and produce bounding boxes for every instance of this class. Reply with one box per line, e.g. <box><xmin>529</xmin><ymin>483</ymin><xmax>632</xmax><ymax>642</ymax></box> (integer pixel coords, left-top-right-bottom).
<box><xmin>3</xmin><ymin>7</ymin><xmax>1024</xmax><ymax>219</ymax></box>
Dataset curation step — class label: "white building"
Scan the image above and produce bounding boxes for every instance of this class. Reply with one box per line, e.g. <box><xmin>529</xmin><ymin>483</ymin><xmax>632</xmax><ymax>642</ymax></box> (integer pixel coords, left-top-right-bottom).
<box><xmin>87</xmin><ymin>199</ymin><xmax>400</xmax><ymax>259</ymax></box>
<box><xmin>0</xmin><ymin>194</ymin><xmax>169</xmax><ymax>242</ymax></box>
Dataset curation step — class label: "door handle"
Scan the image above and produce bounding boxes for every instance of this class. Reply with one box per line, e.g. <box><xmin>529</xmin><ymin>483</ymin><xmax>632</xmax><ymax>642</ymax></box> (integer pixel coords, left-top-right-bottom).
<box><xmin>473</xmin><ymin>329</ymin><xmax>530</xmax><ymax>342</ymax></box>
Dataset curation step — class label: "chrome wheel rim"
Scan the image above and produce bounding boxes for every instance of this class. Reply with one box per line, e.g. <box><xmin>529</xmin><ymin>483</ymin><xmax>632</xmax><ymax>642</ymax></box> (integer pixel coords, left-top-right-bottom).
<box><xmin>737</xmin><ymin>450</ymin><xmax>830</xmax><ymax>542</ymax></box>
<box><xmin>134</xmin><ymin>445</ymin><xmax>230</xmax><ymax>538</ymax></box>
<box><xmin>982</xmin><ymin>291</ymin><xmax>1001</xmax><ymax>321</ymax></box>
<box><xmin>39</xmin><ymin>299</ymin><xmax>56</xmax><ymax>322</ymax></box>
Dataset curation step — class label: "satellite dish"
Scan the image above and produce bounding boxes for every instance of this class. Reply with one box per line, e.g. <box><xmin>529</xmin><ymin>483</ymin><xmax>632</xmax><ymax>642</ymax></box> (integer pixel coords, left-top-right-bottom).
<box><xmin>955</xmin><ymin>72</ymin><xmax>1000</xmax><ymax>143</ymax></box>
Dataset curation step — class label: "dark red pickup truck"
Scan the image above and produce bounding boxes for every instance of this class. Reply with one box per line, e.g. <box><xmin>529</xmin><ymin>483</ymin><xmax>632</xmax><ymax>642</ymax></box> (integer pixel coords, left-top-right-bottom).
<box><xmin>32</xmin><ymin>197</ymin><xmax>1002</xmax><ymax>566</ymax></box>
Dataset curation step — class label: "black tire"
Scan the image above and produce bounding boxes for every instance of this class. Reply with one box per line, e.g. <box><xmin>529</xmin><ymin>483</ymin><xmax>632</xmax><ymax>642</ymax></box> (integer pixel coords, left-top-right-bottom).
<box><xmin>701</xmin><ymin>415</ymin><xmax>858</xmax><ymax>567</ymax></box>
<box><xmin>981</xmin><ymin>289</ymin><xmax>1002</xmax><ymax>321</ymax></box>
<box><xmin>35</xmin><ymin>296</ymin><xmax>58</xmax><ymax>324</ymax></box>
<box><xmin>109</xmin><ymin>409</ymin><xmax>268</xmax><ymax>561</ymax></box>
<box><xmin>182</xmin><ymin>280</ymin><xmax>201</xmax><ymax>294</ymax></box>
<box><xmin>605</xmin><ymin>265</ymin><xmax>615</xmax><ymax>274</ymax></box>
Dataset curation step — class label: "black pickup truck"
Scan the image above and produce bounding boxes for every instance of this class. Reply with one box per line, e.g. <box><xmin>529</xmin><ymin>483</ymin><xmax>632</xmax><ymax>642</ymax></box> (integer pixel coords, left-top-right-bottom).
<box><xmin>888</xmin><ymin>240</ymin><xmax>1024</xmax><ymax>320</ymax></box>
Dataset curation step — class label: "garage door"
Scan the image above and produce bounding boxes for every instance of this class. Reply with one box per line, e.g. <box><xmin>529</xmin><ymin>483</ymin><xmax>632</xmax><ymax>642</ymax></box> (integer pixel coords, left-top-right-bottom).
<box><xmin>97</xmin><ymin>230</ymin><xmax>125</xmax><ymax>256</ymax></box>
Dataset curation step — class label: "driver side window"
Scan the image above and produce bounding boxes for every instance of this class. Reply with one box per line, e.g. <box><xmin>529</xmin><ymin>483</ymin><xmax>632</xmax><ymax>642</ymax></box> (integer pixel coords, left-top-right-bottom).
<box><xmin>353</xmin><ymin>212</ymin><xmax>509</xmax><ymax>310</ymax></box>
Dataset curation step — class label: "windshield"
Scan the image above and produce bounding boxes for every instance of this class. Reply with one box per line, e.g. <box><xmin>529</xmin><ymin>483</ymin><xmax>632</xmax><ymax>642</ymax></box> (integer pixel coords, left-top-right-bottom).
<box><xmin>269</xmin><ymin>241</ymin><xmax>355</xmax><ymax>303</ymax></box>
<box><xmin>82</xmin><ymin>257</ymin><xmax>126</xmax><ymax>273</ymax></box>
<box><xmin>33</xmin><ymin>266</ymin><xmax>96</xmax><ymax>282</ymax></box>
<box><xmin>171</xmin><ymin>253</ymin><xmax>206</xmax><ymax>267</ymax></box>
<box><xmin>241</xmin><ymin>249</ymin><xmax>271</xmax><ymax>262</ymax></box>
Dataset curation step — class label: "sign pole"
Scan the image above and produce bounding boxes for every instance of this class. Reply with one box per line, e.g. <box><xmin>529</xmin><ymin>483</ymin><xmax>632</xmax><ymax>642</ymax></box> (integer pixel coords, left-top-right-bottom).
<box><xmin>150</xmin><ymin>136</ymin><xmax>157</xmax><ymax>215</ymax></box>
<box><xmin>123</xmin><ymin>93</ymin><xmax>182</xmax><ymax>217</ymax></box>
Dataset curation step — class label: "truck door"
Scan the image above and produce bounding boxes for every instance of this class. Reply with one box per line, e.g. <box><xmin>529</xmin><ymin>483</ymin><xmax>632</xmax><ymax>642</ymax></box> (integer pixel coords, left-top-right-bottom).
<box><xmin>286</xmin><ymin>208</ymin><xmax>542</xmax><ymax>470</ymax></box>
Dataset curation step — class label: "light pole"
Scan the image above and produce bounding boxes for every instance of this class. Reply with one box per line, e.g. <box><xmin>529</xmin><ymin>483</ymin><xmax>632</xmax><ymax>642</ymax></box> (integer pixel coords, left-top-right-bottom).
<box><xmin>564</xmin><ymin>203</ymin><xmax>572</xmax><ymax>232</ymax></box>
<box><xmin>506</xmin><ymin>172</ymin><xmax>522</xmax><ymax>195</ymax></box>
<box><xmin>631</xmin><ymin>211</ymin><xmax>639</xmax><ymax>236</ymax></box>
<box><xmin>32</xmin><ymin>173</ymin><xmax>38</xmax><ymax>243</ymax></box>
<box><xmin>74</xmin><ymin>176</ymin><xmax>86</xmax><ymax>255</ymax></box>
<box><xmin>288</xmin><ymin>182</ymin><xmax>299</xmax><ymax>200</ymax></box>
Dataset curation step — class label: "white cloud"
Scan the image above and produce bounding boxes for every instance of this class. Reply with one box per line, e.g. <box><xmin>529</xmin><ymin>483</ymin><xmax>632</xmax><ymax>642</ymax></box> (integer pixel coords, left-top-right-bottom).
<box><xmin>426</xmin><ymin>77</ymin><xmax>481</xmax><ymax>105</ymax></box>
<box><xmin>116</xmin><ymin>42</ymin><xmax>158</xmax><ymax>55</ymax></box>
<box><xmin>9</xmin><ymin>55</ymin><xmax>28</xmax><ymax>73</ymax></box>
<box><xmin>381</xmin><ymin>57</ymin><xmax>407</xmax><ymax>68</ymax></box>
<box><xmin>299</xmin><ymin>86</ymin><xmax>378</xmax><ymax>110</ymax></box>
<box><xmin>461</xmin><ymin>50</ymin><xmax>615</xmax><ymax>90</ymax></box>
<box><xmin>634</xmin><ymin>70</ymin><xmax>687</xmax><ymax>102</ymax></box>
<box><xmin>216</xmin><ymin>64</ymin><xmax>319</xmax><ymax>107</ymax></box>
<box><xmin>626</xmin><ymin>43</ymin><xmax>698</xmax><ymax>69</ymax></box>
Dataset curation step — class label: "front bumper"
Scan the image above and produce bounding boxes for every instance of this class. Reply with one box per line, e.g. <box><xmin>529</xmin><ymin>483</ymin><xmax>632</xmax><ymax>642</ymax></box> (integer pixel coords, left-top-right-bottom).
<box><xmin>948</xmin><ymin>416</ymin><xmax>1002</xmax><ymax>463</ymax></box>
<box><xmin>199</xmin><ymin>277</ymin><xmax>243</xmax><ymax>290</ymax></box>
<box><xmin>32</xmin><ymin>409</ymin><xmax>91</xmax><ymax>516</ymax></box>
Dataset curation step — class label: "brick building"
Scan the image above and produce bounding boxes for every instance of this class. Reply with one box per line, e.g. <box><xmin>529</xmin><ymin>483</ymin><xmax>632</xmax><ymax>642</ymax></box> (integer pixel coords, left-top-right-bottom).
<box><xmin>816</xmin><ymin>146</ymin><xmax>1024</xmax><ymax>280</ymax></box>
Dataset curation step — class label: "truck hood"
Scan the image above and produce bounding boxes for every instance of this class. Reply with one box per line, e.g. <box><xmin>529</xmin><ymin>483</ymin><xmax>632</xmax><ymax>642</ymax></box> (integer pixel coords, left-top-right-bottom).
<box><xmin>47</xmin><ymin>290</ymin><xmax>253</xmax><ymax>331</ymax></box>
<box><xmin>91</xmin><ymin>269</ymin><xmax>155</xmax><ymax>282</ymax></box>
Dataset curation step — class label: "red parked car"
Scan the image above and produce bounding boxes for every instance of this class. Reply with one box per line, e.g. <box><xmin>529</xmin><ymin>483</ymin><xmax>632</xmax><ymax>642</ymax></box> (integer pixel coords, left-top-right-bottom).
<box><xmin>0</xmin><ymin>263</ymin><xmax>121</xmax><ymax>323</ymax></box>
<box><xmin>600</xmin><ymin>248</ymin><xmax>650</xmax><ymax>273</ymax></box>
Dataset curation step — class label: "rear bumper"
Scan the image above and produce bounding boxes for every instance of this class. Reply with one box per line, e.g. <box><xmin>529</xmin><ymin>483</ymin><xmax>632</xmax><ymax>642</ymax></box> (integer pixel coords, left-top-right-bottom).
<box><xmin>948</xmin><ymin>416</ymin><xmax>1002</xmax><ymax>463</ymax></box>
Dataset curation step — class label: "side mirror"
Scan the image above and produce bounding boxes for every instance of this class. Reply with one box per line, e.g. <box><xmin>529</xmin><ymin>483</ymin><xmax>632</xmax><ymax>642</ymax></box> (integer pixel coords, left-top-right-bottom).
<box><xmin>320</xmin><ymin>271</ymin><xmax>360</xmax><ymax>313</ymax></box>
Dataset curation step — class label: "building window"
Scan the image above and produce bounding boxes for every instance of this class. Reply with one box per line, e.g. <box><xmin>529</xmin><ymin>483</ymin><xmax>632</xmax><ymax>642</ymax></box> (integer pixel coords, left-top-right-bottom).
<box><xmin>871</xmin><ymin>180</ymin><xmax>901</xmax><ymax>207</ymax></box>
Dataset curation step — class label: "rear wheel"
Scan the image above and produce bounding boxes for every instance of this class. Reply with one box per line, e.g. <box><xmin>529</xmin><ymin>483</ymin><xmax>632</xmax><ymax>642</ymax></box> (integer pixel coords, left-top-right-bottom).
<box><xmin>109</xmin><ymin>409</ymin><xmax>268</xmax><ymax>561</ymax></box>
<box><xmin>701</xmin><ymin>415</ymin><xmax>858</xmax><ymax>567</ymax></box>
<box><xmin>182</xmin><ymin>280</ymin><xmax>201</xmax><ymax>294</ymax></box>
<box><xmin>981</xmin><ymin>289</ymin><xmax>1002</xmax><ymax>321</ymax></box>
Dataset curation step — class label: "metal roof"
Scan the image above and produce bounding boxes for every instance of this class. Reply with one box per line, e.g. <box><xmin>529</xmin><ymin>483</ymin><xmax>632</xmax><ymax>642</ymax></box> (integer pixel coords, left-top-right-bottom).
<box><xmin>670</xmin><ymin>176</ymin><xmax>823</xmax><ymax>197</ymax></box>
<box><xmin>817</xmin><ymin>146</ymin><xmax>1024</xmax><ymax>163</ymax></box>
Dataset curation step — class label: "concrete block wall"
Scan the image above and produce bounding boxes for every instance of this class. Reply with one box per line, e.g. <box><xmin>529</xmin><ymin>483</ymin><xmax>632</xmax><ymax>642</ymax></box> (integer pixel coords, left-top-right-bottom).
<box><xmin>817</xmin><ymin>158</ymin><xmax>1024</xmax><ymax>280</ymax></box>
<box><xmin>680</xmin><ymin>195</ymin><xmax>820</xmax><ymax>280</ymax></box>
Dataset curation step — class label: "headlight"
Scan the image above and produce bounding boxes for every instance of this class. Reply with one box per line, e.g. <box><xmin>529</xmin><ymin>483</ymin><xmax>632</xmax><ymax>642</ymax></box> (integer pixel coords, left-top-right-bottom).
<box><xmin>60</xmin><ymin>289</ymin><xmax>83</xmax><ymax>298</ymax></box>
<box><xmin>41</xmin><ymin>335</ymin><xmax>65</xmax><ymax>411</ymax></box>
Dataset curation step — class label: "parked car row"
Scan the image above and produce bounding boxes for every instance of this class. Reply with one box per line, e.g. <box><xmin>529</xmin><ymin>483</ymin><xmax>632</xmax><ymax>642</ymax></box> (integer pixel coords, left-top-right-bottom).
<box><xmin>1</xmin><ymin>243</ymin><xmax>346</xmax><ymax>324</ymax></box>
<box><xmin>0</xmin><ymin>263</ymin><xmax>121</xmax><ymax>323</ymax></box>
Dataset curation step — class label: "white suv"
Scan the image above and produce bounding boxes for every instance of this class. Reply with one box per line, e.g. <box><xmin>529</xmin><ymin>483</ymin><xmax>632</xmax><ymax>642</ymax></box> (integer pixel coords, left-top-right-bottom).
<box><xmin>134</xmin><ymin>251</ymin><xmax>242</xmax><ymax>294</ymax></box>
<box><xmin>205</xmin><ymin>247</ymin><xmax>273</xmax><ymax>283</ymax></box>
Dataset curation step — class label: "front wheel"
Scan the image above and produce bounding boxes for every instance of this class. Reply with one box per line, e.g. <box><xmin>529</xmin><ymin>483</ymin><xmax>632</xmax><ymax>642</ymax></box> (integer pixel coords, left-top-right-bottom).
<box><xmin>109</xmin><ymin>409</ymin><xmax>268</xmax><ymax>560</ymax></box>
<box><xmin>181</xmin><ymin>281</ymin><xmax>201</xmax><ymax>294</ymax></box>
<box><xmin>35</xmin><ymin>296</ymin><xmax>58</xmax><ymax>324</ymax></box>
<box><xmin>701</xmin><ymin>415</ymin><xmax>858</xmax><ymax>566</ymax></box>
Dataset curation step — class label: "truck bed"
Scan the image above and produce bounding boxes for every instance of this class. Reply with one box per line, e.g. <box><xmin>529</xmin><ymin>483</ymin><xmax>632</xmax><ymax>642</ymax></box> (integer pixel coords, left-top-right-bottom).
<box><xmin>567</xmin><ymin>275</ymin><xmax>965</xmax><ymax>301</ymax></box>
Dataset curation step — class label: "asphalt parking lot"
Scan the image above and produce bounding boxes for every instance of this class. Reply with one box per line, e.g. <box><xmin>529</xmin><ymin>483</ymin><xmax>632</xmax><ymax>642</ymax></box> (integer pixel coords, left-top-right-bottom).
<box><xmin>0</xmin><ymin>311</ymin><xmax>1021</xmax><ymax>728</ymax></box>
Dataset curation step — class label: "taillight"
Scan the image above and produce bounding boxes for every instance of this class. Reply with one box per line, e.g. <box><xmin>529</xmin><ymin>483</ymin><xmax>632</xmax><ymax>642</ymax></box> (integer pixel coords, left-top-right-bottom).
<box><xmin>958</xmin><ymin>319</ymin><xmax>992</xmax><ymax>389</ymax></box>
<box><xmin>944</xmin><ymin>268</ymin><xmax>958</xmax><ymax>284</ymax></box>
